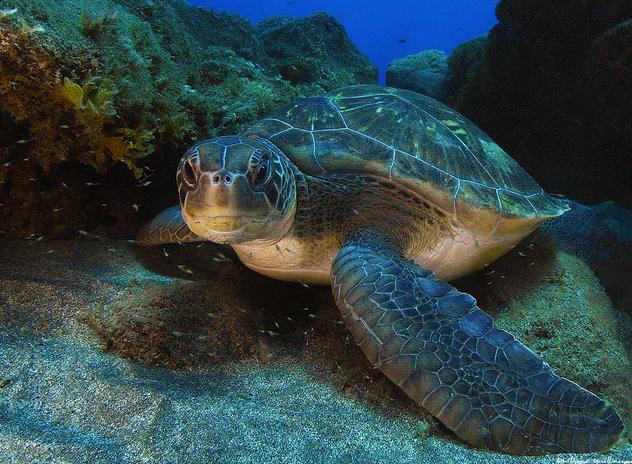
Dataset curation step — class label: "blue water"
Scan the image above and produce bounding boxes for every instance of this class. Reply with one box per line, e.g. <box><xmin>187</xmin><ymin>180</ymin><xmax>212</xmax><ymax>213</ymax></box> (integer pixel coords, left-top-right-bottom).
<box><xmin>187</xmin><ymin>0</ymin><xmax>499</xmax><ymax>82</ymax></box>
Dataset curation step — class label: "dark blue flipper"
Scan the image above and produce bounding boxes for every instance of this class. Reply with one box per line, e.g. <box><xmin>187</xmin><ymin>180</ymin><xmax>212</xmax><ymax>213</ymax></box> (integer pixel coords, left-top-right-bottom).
<box><xmin>331</xmin><ymin>229</ymin><xmax>623</xmax><ymax>455</ymax></box>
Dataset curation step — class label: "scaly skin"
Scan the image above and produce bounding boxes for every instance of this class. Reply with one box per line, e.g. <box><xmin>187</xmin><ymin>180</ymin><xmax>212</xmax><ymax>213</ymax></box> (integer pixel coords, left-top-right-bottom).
<box><xmin>332</xmin><ymin>229</ymin><xmax>623</xmax><ymax>454</ymax></box>
<box><xmin>136</xmin><ymin>205</ymin><xmax>202</xmax><ymax>245</ymax></box>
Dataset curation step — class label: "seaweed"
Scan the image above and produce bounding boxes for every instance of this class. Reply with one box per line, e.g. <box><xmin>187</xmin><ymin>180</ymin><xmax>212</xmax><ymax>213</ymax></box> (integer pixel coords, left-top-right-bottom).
<box><xmin>51</xmin><ymin>78</ymin><xmax>154</xmax><ymax>177</ymax></box>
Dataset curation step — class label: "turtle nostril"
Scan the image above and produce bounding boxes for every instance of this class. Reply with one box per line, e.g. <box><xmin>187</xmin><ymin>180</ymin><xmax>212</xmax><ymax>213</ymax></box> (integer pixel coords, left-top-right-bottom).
<box><xmin>212</xmin><ymin>175</ymin><xmax>221</xmax><ymax>184</ymax></box>
<box><xmin>224</xmin><ymin>174</ymin><xmax>232</xmax><ymax>184</ymax></box>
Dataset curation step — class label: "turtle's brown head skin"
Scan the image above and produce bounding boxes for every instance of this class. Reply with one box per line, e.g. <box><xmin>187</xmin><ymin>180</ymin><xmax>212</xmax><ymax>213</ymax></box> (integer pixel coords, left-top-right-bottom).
<box><xmin>178</xmin><ymin>136</ymin><xmax>297</xmax><ymax>245</ymax></box>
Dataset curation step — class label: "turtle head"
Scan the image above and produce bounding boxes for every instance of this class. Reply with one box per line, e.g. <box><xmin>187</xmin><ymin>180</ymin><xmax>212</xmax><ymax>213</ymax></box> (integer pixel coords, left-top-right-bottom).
<box><xmin>177</xmin><ymin>136</ymin><xmax>297</xmax><ymax>245</ymax></box>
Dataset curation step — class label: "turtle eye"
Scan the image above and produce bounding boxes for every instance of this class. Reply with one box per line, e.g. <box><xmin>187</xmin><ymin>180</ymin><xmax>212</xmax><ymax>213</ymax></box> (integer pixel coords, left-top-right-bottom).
<box><xmin>182</xmin><ymin>159</ymin><xmax>196</xmax><ymax>186</ymax></box>
<box><xmin>251</xmin><ymin>153</ymin><xmax>270</xmax><ymax>189</ymax></box>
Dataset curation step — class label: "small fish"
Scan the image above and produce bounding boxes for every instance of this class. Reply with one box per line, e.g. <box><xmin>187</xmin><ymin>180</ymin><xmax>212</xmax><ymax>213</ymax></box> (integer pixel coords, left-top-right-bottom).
<box><xmin>177</xmin><ymin>264</ymin><xmax>194</xmax><ymax>274</ymax></box>
<box><xmin>398</xmin><ymin>38</ymin><xmax>407</xmax><ymax>44</ymax></box>
<box><xmin>61</xmin><ymin>182</ymin><xmax>68</xmax><ymax>189</ymax></box>
<box><xmin>162</xmin><ymin>248</ymin><xmax>169</xmax><ymax>257</ymax></box>
<box><xmin>22</xmin><ymin>24</ymin><xmax>45</xmax><ymax>34</ymax></box>
<box><xmin>0</xmin><ymin>8</ymin><xmax>17</xmax><ymax>19</ymax></box>
<box><xmin>214</xmin><ymin>252</ymin><xmax>231</xmax><ymax>263</ymax></box>
<box><xmin>518</xmin><ymin>251</ymin><xmax>526</xmax><ymax>257</ymax></box>
<box><xmin>138</xmin><ymin>181</ymin><xmax>152</xmax><ymax>187</ymax></box>
<box><xmin>85</xmin><ymin>182</ymin><xmax>101</xmax><ymax>186</ymax></box>
<box><xmin>131</xmin><ymin>203</ymin><xmax>141</xmax><ymax>211</ymax></box>
<box><xmin>3</xmin><ymin>161</ymin><xmax>11</xmax><ymax>167</ymax></box>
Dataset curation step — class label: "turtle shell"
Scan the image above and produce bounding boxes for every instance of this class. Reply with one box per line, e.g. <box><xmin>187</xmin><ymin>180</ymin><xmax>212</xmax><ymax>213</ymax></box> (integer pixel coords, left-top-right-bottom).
<box><xmin>242</xmin><ymin>84</ymin><xmax>567</xmax><ymax>235</ymax></box>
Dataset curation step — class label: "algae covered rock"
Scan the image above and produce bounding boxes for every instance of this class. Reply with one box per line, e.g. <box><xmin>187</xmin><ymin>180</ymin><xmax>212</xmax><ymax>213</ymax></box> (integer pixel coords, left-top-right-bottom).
<box><xmin>0</xmin><ymin>1</ymin><xmax>376</xmax><ymax>240</ymax></box>
<box><xmin>443</xmin><ymin>36</ymin><xmax>489</xmax><ymax>118</ymax></box>
<box><xmin>257</xmin><ymin>12</ymin><xmax>377</xmax><ymax>87</ymax></box>
<box><xmin>385</xmin><ymin>50</ymin><xmax>448</xmax><ymax>99</ymax></box>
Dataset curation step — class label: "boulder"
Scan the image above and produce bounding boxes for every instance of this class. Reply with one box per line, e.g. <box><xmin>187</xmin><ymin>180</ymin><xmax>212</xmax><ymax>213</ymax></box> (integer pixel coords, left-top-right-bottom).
<box><xmin>257</xmin><ymin>12</ymin><xmax>377</xmax><ymax>87</ymax></box>
<box><xmin>385</xmin><ymin>50</ymin><xmax>448</xmax><ymax>99</ymax></box>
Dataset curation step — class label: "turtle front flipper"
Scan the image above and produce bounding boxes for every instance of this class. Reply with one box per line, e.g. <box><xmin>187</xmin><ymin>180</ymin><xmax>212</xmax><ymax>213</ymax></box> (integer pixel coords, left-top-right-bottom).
<box><xmin>137</xmin><ymin>205</ymin><xmax>203</xmax><ymax>245</ymax></box>
<box><xmin>331</xmin><ymin>229</ymin><xmax>623</xmax><ymax>455</ymax></box>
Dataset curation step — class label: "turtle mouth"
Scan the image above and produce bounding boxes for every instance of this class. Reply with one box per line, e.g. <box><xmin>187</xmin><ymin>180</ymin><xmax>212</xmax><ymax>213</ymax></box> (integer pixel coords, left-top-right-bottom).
<box><xmin>192</xmin><ymin>215</ymin><xmax>266</xmax><ymax>233</ymax></box>
<box><xmin>204</xmin><ymin>216</ymin><xmax>247</xmax><ymax>232</ymax></box>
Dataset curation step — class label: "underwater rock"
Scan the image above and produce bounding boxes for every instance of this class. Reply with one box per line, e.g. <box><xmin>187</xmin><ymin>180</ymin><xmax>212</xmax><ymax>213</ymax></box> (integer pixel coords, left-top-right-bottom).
<box><xmin>257</xmin><ymin>12</ymin><xmax>377</xmax><ymax>87</ymax></box>
<box><xmin>442</xmin><ymin>36</ymin><xmax>488</xmax><ymax>117</ymax></box>
<box><xmin>434</xmin><ymin>0</ymin><xmax>632</xmax><ymax>208</ymax></box>
<box><xmin>583</xmin><ymin>20</ymin><xmax>632</xmax><ymax>143</ymax></box>
<box><xmin>385</xmin><ymin>50</ymin><xmax>449</xmax><ymax>99</ymax></box>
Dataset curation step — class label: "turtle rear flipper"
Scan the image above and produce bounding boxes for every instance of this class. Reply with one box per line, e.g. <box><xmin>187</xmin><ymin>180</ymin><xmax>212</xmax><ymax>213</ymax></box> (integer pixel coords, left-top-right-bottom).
<box><xmin>137</xmin><ymin>205</ymin><xmax>203</xmax><ymax>245</ymax></box>
<box><xmin>331</xmin><ymin>229</ymin><xmax>623</xmax><ymax>454</ymax></box>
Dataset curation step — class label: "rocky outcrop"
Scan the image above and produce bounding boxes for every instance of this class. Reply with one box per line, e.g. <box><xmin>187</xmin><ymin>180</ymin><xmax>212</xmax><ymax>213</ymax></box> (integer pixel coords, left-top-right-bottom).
<box><xmin>257</xmin><ymin>13</ymin><xmax>377</xmax><ymax>87</ymax></box>
<box><xmin>385</xmin><ymin>50</ymin><xmax>448</xmax><ymax>99</ymax></box>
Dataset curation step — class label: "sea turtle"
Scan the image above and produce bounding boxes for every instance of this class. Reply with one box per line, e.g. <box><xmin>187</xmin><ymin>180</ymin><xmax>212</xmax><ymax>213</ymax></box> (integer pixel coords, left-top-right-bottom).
<box><xmin>138</xmin><ymin>84</ymin><xmax>623</xmax><ymax>454</ymax></box>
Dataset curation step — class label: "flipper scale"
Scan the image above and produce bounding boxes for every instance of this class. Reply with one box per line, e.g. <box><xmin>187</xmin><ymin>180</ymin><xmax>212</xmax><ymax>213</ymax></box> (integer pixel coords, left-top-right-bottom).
<box><xmin>136</xmin><ymin>205</ymin><xmax>202</xmax><ymax>245</ymax></box>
